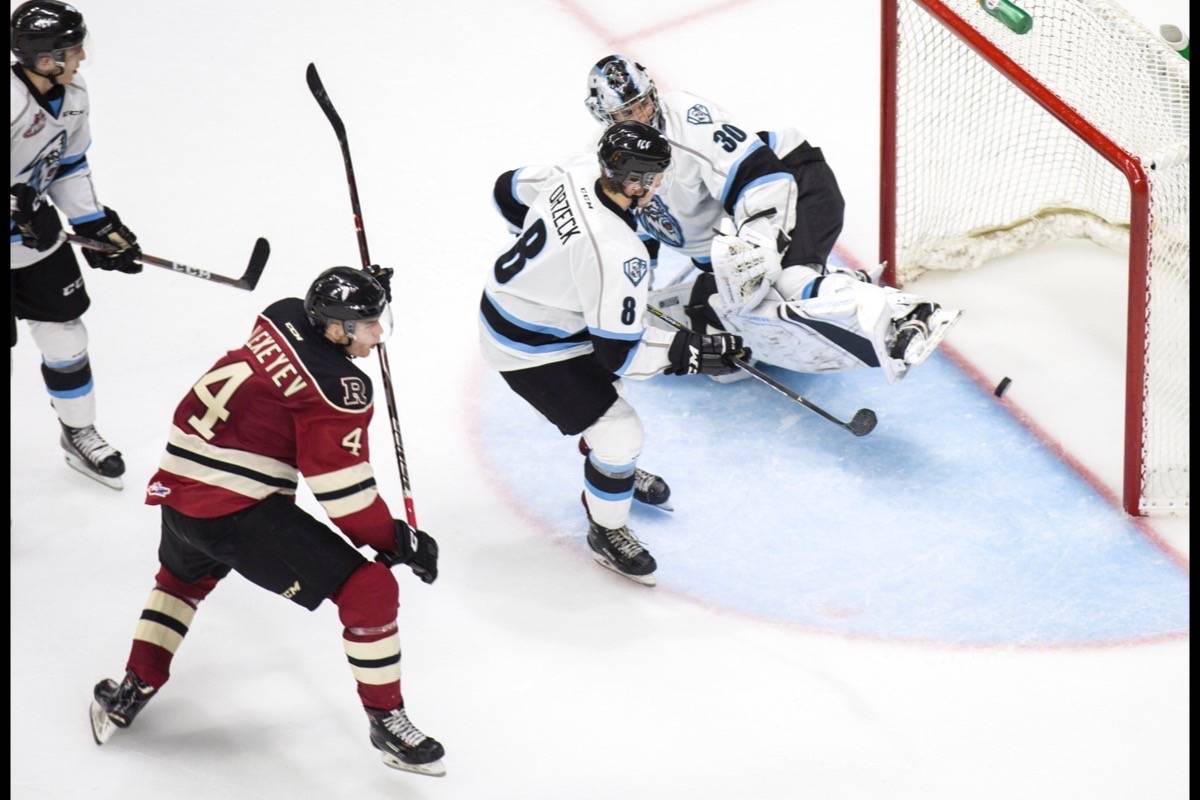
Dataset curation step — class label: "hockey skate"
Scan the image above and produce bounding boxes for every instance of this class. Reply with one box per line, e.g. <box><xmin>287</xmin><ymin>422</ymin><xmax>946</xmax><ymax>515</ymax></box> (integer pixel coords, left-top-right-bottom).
<box><xmin>888</xmin><ymin>303</ymin><xmax>962</xmax><ymax>368</ymax></box>
<box><xmin>90</xmin><ymin>669</ymin><xmax>156</xmax><ymax>745</ymax></box>
<box><xmin>61</xmin><ymin>422</ymin><xmax>125</xmax><ymax>490</ymax></box>
<box><xmin>579</xmin><ymin>437</ymin><xmax>673</xmax><ymax>511</ymax></box>
<box><xmin>633</xmin><ymin>467</ymin><xmax>673</xmax><ymax>512</ymax></box>
<box><xmin>366</xmin><ymin>706</ymin><xmax>446</xmax><ymax>777</ymax></box>
<box><xmin>587</xmin><ymin>518</ymin><xmax>657</xmax><ymax>586</ymax></box>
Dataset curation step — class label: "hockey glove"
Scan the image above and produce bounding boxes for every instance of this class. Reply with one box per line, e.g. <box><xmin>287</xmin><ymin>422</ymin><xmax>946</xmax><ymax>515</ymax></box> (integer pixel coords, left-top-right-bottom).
<box><xmin>10</xmin><ymin>183</ymin><xmax>61</xmax><ymax>251</ymax></box>
<box><xmin>375</xmin><ymin>519</ymin><xmax>439</xmax><ymax>584</ymax></box>
<box><xmin>72</xmin><ymin>206</ymin><xmax>142</xmax><ymax>274</ymax></box>
<box><xmin>365</xmin><ymin>264</ymin><xmax>394</xmax><ymax>302</ymax></box>
<box><xmin>665</xmin><ymin>330</ymin><xmax>749</xmax><ymax>376</ymax></box>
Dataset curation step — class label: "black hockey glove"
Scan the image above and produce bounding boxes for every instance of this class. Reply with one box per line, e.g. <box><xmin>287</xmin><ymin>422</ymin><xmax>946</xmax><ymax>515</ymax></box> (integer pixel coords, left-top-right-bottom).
<box><xmin>72</xmin><ymin>206</ymin><xmax>142</xmax><ymax>274</ymax></box>
<box><xmin>665</xmin><ymin>330</ymin><xmax>748</xmax><ymax>376</ymax></box>
<box><xmin>10</xmin><ymin>183</ymin><xmax>61</xmax><ymax>251</ymax></box>
<box><xmin>375</xmin><ymin>519</ymin><xmax>439</xmax><ymax>584</ymax></box>
<box><xmin>365</xmin><ymin>264</ymin><xmax>394</xmax><ymax>302</ymax></box>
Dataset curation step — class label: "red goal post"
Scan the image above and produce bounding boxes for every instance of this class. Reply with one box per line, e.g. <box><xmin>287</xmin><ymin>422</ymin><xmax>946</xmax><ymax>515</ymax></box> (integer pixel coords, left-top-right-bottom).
<box><xmin>880</xmin><ymin>0</ymin><xmax>1190</xmax><ymax>516</ymax></box>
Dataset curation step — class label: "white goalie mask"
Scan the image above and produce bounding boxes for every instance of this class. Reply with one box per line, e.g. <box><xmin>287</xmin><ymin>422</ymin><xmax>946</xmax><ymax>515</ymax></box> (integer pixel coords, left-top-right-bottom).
<box><xmin>584</xmin><ymin>55</ymin><xmax>663</xmax><ymax>130</ymax></box>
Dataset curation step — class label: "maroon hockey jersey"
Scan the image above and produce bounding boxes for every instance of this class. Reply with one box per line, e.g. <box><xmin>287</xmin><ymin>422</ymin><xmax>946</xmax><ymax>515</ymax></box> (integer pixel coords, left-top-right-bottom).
<box><xmin>145</xmin><ymin>298</ymin><xmax>394</xmax><ymax>552</ymax></box>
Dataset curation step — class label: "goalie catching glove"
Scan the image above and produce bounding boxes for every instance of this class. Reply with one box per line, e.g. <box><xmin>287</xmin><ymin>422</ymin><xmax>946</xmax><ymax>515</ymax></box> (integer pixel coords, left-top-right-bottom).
<box><xmin>666</xmin><ymin>329</ymin><xmax>749</xmax><ymax>376</ymax></box>
<box><xmin>73</xmin><ymin>206</ymin><xmax>142</xmax><ymax>273</ymax></box>
<box><xmin>375</xmin><ymin>519</ymin><xmax>439</xmax><ymax>584</ymax></box>
<box><xmin>710</xmin><ymin>225</ymin><xmax>782</xmax><ymax>312</ymax></box>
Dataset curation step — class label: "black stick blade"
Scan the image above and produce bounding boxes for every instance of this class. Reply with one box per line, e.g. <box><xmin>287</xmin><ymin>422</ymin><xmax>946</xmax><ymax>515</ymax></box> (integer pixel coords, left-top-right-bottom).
<box><xmin>236</xmin><ymin>237</ymin><xmax>270</xmax><ymax>290</ymax></box>
<box><xmin>847</xmin><ymin>408</ymin><xmax>878</xmax><ymax>437</ymax></box>
<box><xmin>305</xmin><ymin>63</ymin><xmax>345</xmax><ymax>138</ymax></box>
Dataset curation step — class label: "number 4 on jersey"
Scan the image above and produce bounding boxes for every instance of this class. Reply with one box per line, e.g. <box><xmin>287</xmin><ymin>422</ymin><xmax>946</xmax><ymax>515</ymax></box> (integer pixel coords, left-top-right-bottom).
<box><xmin>187</xmin><ymin>362</ymin><xmax>254</xmax><ymax>440</ymax></box>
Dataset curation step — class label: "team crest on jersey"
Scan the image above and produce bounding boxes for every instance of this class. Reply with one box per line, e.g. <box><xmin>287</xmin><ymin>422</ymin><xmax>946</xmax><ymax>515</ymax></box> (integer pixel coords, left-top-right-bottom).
<box><xmin>623</xmin><ymin>257</ymin><xmax>649</xmax><ymax>287</ymax></box>
<box><xmin>23</xmin><ymin>111</ymin><xmax>46</xmax><ymax>138</ymax></box>
<box><xmin>341</xmin><ymin>376</ymin><xmax>368</xmax><ymax>406</ymax></box>
<box><xmin>686</xmin><ymin>104</ymin><xmax>713</xmax><ymax>125</ymax></box>
<box><xmin>18</xmin><ymin>131</ymin><xmax>67</xmax><ymax>194</ymax></box>
<box><xmin>635</xmin><ymin>196</ymin><xmax>685</xmax><ymax>249</ymax></box>
<box><xmin>146</xmin><ymin>481</ymin><xmax>172</xmax><ymax>498</ymax></box>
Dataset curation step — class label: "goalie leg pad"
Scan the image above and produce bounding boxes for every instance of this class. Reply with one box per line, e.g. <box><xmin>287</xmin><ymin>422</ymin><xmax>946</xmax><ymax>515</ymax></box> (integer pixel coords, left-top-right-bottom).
<box><xmin>581</xmin><ymin>397</ymin><xmax>643</xmax><ymax>530</ymax></box>
<box><xmin>29</xmin><ymin>318</ymin><xmax>95</xmax><ymax>428</ymax></box>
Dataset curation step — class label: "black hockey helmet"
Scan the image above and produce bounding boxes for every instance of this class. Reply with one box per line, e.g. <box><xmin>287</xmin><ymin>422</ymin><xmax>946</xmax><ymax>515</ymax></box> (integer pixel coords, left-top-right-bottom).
<box><xmin>597</xmin><ymin>120</ymin><xmax>672</xmax><ymax>191</ymax></box>
<box><xmin>304</xmin><ymin>267</ymin><xmax>389</xmax><ymax>338</ymax></box>
<box><xmin>585</xmin><ymin>55</ymin><xmax>662</xmax><ymax>130</ymax></box>
<box><xmin>10</xmin><ymin>0</ymin><xmax>87</xmax><ymax>68</ymax></box>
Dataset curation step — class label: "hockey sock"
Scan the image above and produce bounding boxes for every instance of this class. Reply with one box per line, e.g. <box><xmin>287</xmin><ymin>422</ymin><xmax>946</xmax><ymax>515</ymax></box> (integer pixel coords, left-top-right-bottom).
<box><xmin>126</xmin><ymin>565</ymin><xmax>221</xmax><ymax>689</ymax></box>
<box><xmin>41</xmin><ymin>353</ymin><xmax>96</xmax><ymax>428</ymax></box>
<box><xmin>582</xmin><ymin>452</ymin><xmax>636</xmax><ymax>529</ymax></box>
<box><xmin>332</xmin><ymin>562</ymin><xmax>403</xmax><ymax>710</ymax></box>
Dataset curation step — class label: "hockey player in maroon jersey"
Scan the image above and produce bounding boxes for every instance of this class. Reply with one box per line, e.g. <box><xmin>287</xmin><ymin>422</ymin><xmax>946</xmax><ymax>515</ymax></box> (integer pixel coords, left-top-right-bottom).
<box><xmin>88</xmin><ymin>266</ymin><xmax>446</xmax><ymax>777</ymax></box>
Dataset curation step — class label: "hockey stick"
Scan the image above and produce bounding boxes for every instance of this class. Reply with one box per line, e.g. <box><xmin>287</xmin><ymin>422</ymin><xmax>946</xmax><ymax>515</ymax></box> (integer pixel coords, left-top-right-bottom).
<box><xmin>306</xmin><ymin>62</ymin><xmax>420</xmax><ymax>530</ymax></box>
<box><xmin>67</xmin><ymin>234</ymin><xmax>270</xmax><ymax>291</ymax></box>
<box><xmin>645</xmin><ymin>304</ymin><xmax>878</xmax><ymax>437</ymax></box>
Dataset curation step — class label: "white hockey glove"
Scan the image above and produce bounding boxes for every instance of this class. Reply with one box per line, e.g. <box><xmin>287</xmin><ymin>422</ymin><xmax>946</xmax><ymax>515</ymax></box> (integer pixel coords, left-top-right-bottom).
<box><xmin>710</xmin><ymin>227</ymin><xmax>782</xmax><ymax>313</ymax></box>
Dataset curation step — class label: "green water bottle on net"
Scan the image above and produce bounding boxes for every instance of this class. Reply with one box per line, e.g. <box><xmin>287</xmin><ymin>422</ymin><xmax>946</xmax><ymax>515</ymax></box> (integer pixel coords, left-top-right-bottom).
<box><xmin>980</xmin><ymin>0</ymin><xmax>1033</xmax><ymax>35</ymax></box>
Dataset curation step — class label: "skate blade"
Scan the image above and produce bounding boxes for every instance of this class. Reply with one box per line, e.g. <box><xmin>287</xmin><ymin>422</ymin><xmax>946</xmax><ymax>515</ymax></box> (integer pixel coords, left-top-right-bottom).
<box><xmin>89</xmin><ymin>701</ymin><xmax>116</xmax><ymax>745</ymax></box>
<box><xmin>635</xmin><ymin>497</ymin><xmax>674</xmax><ymax>513</ymax></box>
<box><xmin>380</xmin><ymin>752</ymin><xmax>446</xmax><ymax>777</ymax></box>
<box><xmin>906</xmin><ymin>308</ymin><xmax>963</xmax><ymax>367</ymax></box>
<box><xmin>64</xmin><ymin>453</ymin><xmax>124</xmax><ymax>490</ymax></box>
<box><xmin>708</xmin><ymin>368</ymin><xmax>753</xmax><ymax>384</ymax></box>
<box><xmin>590</xmin><ymin>552</ymin><xmax>657</xmax><ymax>586</ymax></box>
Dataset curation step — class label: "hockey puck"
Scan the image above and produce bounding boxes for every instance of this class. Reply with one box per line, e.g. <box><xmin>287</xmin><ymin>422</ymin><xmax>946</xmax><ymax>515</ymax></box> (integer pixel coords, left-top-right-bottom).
<box><xmin>994</xmin><ymin>376</ymin><xmax>1012</xmax><ymax>397</ymax></box>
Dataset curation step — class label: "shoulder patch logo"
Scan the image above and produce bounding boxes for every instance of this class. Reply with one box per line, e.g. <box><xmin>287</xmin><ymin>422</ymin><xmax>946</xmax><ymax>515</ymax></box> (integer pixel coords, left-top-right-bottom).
<box><xmin>24</xmin><ymin>110</ymin><xmax>46</xmax><ymax>138</ymax></box>
<box><xmin>284</xmin><ymin>321</ymin><xmax>305</xmax><ymax>341</ymax></box>
<box><xmin>686</xmin><ymin>104</ymin><xmax>713</xmax><ymax>125</ymax></box>
<box><xmin>623</xmin><ymin>257</ymin><xmax>649</xmax><ymax>287</ymax></box>
<box><xmin>146</xmin><ymin>481</ymin><xmax>172</xmax><ymax>498</ymax></box>
<box><xmin>341</xmin><ymin>376</ymin><xmax>368</xmax><ymax>407</ymax></box>
<box><xmin>635</xmin><ymin>196</ymin><xmax>685</xmax><ymax>249</ymax></box>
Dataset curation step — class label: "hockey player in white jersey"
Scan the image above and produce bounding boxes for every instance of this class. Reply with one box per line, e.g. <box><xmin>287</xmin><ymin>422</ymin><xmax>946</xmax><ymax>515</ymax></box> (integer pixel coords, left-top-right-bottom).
<box><xmin>494</xmin><ymin>55</ymin><xmax>959</xmax><ymax>385</ymax></box>
<box><xmin>481</xmin><ymin>121</ymin><xmax>748</xmax><ymax>585</ymax></box>
<box><xmin>10</xmin><ymin>0</ymin><xmax>142</xmax><ymax>489</ymax></box>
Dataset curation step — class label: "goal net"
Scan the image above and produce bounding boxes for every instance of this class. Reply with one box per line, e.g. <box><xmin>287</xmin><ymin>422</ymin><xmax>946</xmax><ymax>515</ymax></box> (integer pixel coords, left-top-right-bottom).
<box><xmin>880</xmin><ymin>0</ymin><xmax>1190</xmax><ymax>515</ymax></box>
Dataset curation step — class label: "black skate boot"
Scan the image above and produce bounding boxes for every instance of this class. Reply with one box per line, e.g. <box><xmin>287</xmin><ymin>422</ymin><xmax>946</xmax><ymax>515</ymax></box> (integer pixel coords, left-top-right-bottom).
<box><xmin>888</xmin><ymin>303</ymin><xmax>936</xmax><ymax>361</ymax></box>
<box><xmin>888</xmin><ymin>302</ymin><xmax>962</xmax><ymax>367</ymax></box>
<box><xmin>578</xmin><ymin>437</ymin><xmax>673</xmax><ymax>510</ymax></box>
<box><xmin>633</xmin><ymin>468</ymin><xmax>673</xmax><ymax>511</ymax></box>
<box><xmin>61</xmin><ymin>422</ymin><xmax>125</xmax><ymax>490</ymax></box>
<box><xmin>587</xmin><ymin>519</ymin><xmax>658</xmax><ymax>586</ymax></box>
<box><xmin>366</xmin><ymin>706</ymin><xmax>446</xmax><ymax>777</ymax></box>
<box><xmin>90</xmin><ymin>669</ymin><xmax>156</xmax><ymax>745</ymax></box>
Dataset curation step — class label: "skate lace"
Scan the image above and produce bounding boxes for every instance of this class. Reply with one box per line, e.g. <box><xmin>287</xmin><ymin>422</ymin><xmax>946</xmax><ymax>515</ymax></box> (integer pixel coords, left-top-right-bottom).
<box><xmin>606</xmin><ymin>526</ymin><xmax>647</xmax><ymax>560</ymax></box>
<box><xmin>633</xmin><ymin>469</ymin><xmax>661</xmax><ymax>494</ymax></box>
<box><xmin>382</xmin><ymin>709</ymin><xmax>427</xmax><ymax>747</ymax></box>
<box><xmin>69</xmin><ymin>426</ymin><xmax>118</xmax><ymax>463</ymax></box>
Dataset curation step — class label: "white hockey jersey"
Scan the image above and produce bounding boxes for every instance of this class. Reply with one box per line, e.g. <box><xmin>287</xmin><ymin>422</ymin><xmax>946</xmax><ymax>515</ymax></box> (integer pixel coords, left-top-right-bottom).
<box><xmin>494</xmin><ymin>90</ymin><xmax>807</xmax><ymax>262</ymax></box>
<box><xmin>10</xmin><ymin>65</ymin><xmax>106</xmax><ymax>269</ymax></box>
<box><xmin>479</xmin><ymin>161</ymin><xmax>676</xmax><ymax>377</ymax></box>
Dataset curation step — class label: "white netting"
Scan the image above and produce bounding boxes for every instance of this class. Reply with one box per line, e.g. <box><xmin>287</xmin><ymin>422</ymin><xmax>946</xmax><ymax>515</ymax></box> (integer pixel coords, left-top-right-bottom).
<box><xmin>891</xmin><ymin>0</ymin><xmax>1189</xmax><ymax>514</ymax></box>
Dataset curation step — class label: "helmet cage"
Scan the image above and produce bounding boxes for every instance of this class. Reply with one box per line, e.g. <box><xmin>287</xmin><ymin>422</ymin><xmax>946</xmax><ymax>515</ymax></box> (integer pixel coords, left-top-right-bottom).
<box><xmin>585</xmin><ymin>56</ymin><xmax>663</xmax><ymax>129</ymax></box>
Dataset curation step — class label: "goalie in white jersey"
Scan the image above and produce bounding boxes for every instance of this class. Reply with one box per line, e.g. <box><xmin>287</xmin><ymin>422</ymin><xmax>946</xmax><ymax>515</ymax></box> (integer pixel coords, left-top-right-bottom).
<box><xmin>494</xmin><ymin>55</ymin><xmax>960</xmax><ymax>385</ymax></box>
<box><xmin>10</xmin><ymin>1</ymin><xmax>144</xmax><ymax>489</ymax></box>
<box><xmin>480</xmin><ymin>121</ymin><xmax>748</xmax><ymax>586</ymax></box>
